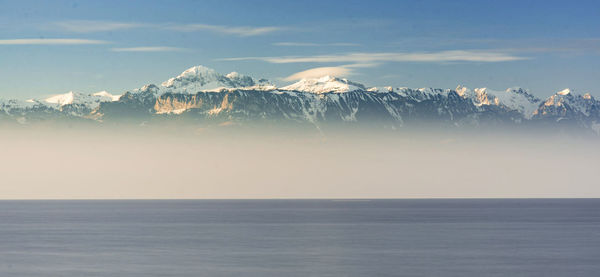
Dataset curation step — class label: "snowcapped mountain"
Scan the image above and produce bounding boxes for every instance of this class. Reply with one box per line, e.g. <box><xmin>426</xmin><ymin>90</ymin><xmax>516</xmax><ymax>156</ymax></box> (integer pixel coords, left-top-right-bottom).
<box><xmin>41</xmin><ymin>91</ymin><xmax>121</xmax><ymax>107</ymax></box>
<box><xmin>44</xmin><ymin>92</ymin><xmax>77</xmax><ymax>106</ymax></box>
<box><xmin>450</xmin><ymin>86</ymin><xmax>541</xmax><ymax>119</ymax></box>
<box><xmin>0</xmin><ymin>91</ymin><xmax>121</xmax><ymax>122</ymax></box>
<box><xmin>158</xmin><ymin>65</ymin><xmax>257</xmax><ymax>94</ymax></box>
<box><xmin>93</xmin><ymin>91</ymin><xmax>121</xmax><ymax>102</ymax></box>
<box><xmin>533</xmin><ymin>89</ymin><xmax>600</xmax><ymax>123</ymax></box>
<box><xmin>1</xmin><ymin>65</ymin><xmax>599</xmax><ymax>134</ymax></box>
<box><xmin>281</xmin><ymin>76</ymin><xmax>367</xmax><ymax>94</ymax></box>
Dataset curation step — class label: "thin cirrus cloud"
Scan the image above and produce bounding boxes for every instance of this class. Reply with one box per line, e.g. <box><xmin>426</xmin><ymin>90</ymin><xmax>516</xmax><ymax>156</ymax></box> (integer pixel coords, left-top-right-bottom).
<box><xmin>53</xmin><ymin>20</ymin><xmax>145</xmax><ymax>33</ymax></box>
<box><xmin>222</xmin><ymin>50</ymin><xmax>529</xmax><ymax>64</ymax></box>
<box><xmin>164</xmin><ymin>24</ymin><xmax>283</xmax><ymax>37</ymax></box>
<box><xmin>224</xmin><ymin>50</ymin><xmax>527</xmax><ymax>82</ymax></box>
<box><xmin>53</xmin><ymin>20</ymin><xmax>283</xmax><ymax>37</ymax></box>
<box><xmin>273</xmin><ymin>42</ymin><xmax>360</xmax><ymax>47</ymax></box>
<box><xmin>111</xmin><ymin>46</ymin><xmax>186</xmax><ymax>52</ymax></box>
<box><xmin>0</xmin><ymin>38</ymin><xmax>108</xmax><ymax>45</ymax></box>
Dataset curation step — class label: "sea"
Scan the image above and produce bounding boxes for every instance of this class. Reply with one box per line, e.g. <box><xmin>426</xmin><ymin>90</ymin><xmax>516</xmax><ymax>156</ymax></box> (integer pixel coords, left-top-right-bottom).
<box><xmin>0</xmin><ymin>199</ymin><xmax>598</xmax><ymax>277</ymax></box>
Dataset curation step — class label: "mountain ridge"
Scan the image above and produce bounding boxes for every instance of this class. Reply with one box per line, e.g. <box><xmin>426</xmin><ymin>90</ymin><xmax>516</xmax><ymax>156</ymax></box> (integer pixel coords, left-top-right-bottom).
<box><xmin>2</xmin><ymin>65</ymin><xmax>599</xmax><ymax>134</ymax></box>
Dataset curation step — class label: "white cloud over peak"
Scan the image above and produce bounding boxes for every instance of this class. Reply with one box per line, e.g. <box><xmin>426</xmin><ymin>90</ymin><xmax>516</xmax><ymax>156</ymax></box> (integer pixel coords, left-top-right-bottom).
<box><xmin>283</xmin><ymin>63</ymin><xmax>377</xmax><ymax>81</ymax></box>
<box><xmin>284</xmin><ymin>66</ymin><xmax>353</xmax><ymax>81</ymax></box>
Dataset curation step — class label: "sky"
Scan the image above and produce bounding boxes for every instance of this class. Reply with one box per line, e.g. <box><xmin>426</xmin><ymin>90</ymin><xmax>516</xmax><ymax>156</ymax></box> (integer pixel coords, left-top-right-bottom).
<box><xmin>1</xmin><ymin>0</ymin><xmax>600</xmax><ymax>99</ymax></box>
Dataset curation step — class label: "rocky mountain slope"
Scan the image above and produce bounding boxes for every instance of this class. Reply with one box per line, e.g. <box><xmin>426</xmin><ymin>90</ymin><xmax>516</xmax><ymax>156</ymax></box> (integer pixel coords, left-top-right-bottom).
<box><xmin>2</xmin><ymin>65</ymin><xmax>599</xmax><ymax>134</ymax></box>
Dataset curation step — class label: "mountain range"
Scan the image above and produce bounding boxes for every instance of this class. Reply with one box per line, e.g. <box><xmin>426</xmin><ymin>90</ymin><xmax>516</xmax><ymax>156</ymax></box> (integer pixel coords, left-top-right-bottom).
<box><xmin>2</xmin><ymin>65</ymin><xmax>599</xmax><ymax>134</ymax></box>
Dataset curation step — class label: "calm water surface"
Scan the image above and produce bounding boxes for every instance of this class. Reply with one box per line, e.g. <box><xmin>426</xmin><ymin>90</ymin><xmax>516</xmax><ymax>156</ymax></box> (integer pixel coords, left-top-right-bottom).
<box><xmin>0</xmin><ymin>199</ymin><xmax>599</xmax><ymax>277</ymax></box>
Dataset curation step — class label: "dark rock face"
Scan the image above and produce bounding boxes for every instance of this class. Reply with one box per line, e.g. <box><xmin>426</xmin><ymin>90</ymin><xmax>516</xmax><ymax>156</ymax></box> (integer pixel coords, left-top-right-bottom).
<box><xmin>94</xmin><ymin>88</ymin><xmax>533</xmax><ymax>129</ymax></box>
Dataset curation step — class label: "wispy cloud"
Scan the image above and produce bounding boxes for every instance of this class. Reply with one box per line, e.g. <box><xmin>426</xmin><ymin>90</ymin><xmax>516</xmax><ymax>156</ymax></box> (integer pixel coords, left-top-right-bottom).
<box><xmin>111</xmin><ymin>46</ymin><xmax>186</xmax><ymax>52</ymax></box>
<box><xmin>0</xmin><ymin>38</ymin><xmax>108</xmax><ymax>45</ymax></box>
<box><xmin>274</xmin><ymin>42</ymin><xmax>360</xmax><ymax>47</ymax></box>
<box><xmin>54</xmin><ymin>20</ymin><xmax>145</xmax><ymax>33</ymax></box>
<box><xmin>387</xmin><ymin>38</ymin><xmax>600</xmax><ymax>55</ymax></box>
<box><xmin>164</xmin><ymin>24</ymin><xmax>282</xmax><ymax>36</ymax></box>
<box><xmin>222</xmin><ymin>50</ymin><xmax>528</xmax><ymax>64</ymax></box>
<box><xmin>53</xmin><ymin>20</ymin><xmax>283</xmax><ymax>37</ymax></box>
<box><xmin>499</xmin><ymin>38</ymin><xmax>600</xmax><ymax>54</ymax></box>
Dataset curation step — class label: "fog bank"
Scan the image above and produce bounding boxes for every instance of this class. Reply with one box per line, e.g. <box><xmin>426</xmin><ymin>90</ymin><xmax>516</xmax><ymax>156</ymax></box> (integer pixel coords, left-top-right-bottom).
<box><xmin>1</xmin><ymin>128</ymin><xmax>599</xmax><ymax>199</ymax></box>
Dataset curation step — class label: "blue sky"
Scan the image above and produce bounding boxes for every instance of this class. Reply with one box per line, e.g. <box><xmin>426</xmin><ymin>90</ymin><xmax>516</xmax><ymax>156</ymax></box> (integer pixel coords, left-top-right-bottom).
<box><xmin>1</xmin><ymin>0</ymin><xmax>599</xmax><ymax>98</ymax></box>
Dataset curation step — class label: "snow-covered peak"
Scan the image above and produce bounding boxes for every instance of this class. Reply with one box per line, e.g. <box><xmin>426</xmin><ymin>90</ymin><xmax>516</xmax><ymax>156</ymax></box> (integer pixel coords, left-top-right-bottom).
<box><xmin>367</xmin><ymin>87</ymin><xmax>387</xmax><ymax>92</ymax></box>
<box><xmin>456</xmin><ymin>86</ymin><xmax>495</xmax><ymax>104</ymax></box>
<box><xmin>42</xmin><ymin>91</ymin><xmax>120</xmax><ymax>108</ymax></box>
<box><xmin>359</xmin><ymin>86</ymin><xmax>394</xmax><ymax>93</ymax></box>
<box><xmin>45</xmin><ymin>91</ymin><xmax>76</xmax><ymax>106</ymax></box>
<box><xmin>389</xmin><ymin>87</ymin><xmax>445</xmax><ymax>101</ymax></box>
<box><xmin>160</xmin><ymin>65</ymin><xmax>256</xmax><ymax>93</ymax></box>
<box><xmin>455</xmin><ymin>85</ymin><xmax>471</xmax><ymax>97</ymax></box>
<box><xmin>225</xmin><ymin>72</ymin><xmax>240</xmax><ymax>78</ymax></box>
<box><xmin>491</xmin><ymin>88</ymin><xmax>541</xmax><ymax>118</ymax></box>
<box><xmin>281</xmin><ymin>75</ymin><xmax>366</xmax><ymax>94</ymax></box>
<box><xmin>92</xmin><ymin>91</ymin><xmax>121</xmax><ymax>101</ymax></box>
<box><xmin>225</xmin><ymin>71</ymin><xmax>255</xmax><ymax>87</ymax></box>
<box><xmin>161</xmin><ymin>65</ymin><xmax>219</xmax><ymax>88</ymax></box>
<box><xmin>472</xmin><ymin>88</ymin><xmax>499</xmax><ymax>106</ymax></box>
<box><xmin>454</xmin><ymin>86</ymin><xmax>496</xmax><ymax>105</ymax></box>
<box><xmin>448</xmin><ymin>86</ymin><xmax>541</xmax><ymax>118</ymax></box>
